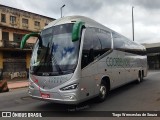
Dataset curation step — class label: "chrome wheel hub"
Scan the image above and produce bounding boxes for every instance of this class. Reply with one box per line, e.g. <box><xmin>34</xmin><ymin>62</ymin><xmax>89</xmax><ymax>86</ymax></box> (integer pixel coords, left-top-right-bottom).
<box><xmin>100</xmin><ymin>85</ymin><xmax>106</xmax><ymax>99</ymax></box>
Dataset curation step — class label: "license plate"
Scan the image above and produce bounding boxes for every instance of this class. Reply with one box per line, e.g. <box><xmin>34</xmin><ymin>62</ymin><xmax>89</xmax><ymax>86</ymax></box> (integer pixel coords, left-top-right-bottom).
<box><xmin>41</xmin><ymin>93</ymin><xmax>50</xmax><ymax>98</ymax></box>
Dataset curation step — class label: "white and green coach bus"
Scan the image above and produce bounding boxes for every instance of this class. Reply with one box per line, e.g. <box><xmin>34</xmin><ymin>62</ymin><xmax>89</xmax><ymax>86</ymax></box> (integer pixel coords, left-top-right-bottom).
<box><xmin>21</xmin><ymin>16</ymin><xmax>147</xmax><ymax>104</ymax></box>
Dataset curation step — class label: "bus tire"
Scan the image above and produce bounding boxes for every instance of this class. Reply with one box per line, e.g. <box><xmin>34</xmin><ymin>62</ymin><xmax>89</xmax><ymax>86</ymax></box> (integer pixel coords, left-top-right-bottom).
<box><xmin>142</xmin><ymin>70</ymin><xmax>144</xmax><ymax>81</ymax></box>
<box><xmin>136</xmin><ymin>71</ymin><xmax>142</xmax><ymax>83</ymax></box>
<box><xmin>96</xmin><ymin>81</ymin><xmax>108</xmax><ymax>102</ymax></box>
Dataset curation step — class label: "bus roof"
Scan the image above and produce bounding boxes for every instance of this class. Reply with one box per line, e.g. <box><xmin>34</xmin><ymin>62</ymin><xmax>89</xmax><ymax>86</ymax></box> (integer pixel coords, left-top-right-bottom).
<box><xmin>44</xmin><ymin>15</ymin><xmax>112</xmax><ymax>32</ymax></box>
<box><xmin>44</xmin><ymin>15</ymin><xmax>145</xmax><ymax>50</ymax></box>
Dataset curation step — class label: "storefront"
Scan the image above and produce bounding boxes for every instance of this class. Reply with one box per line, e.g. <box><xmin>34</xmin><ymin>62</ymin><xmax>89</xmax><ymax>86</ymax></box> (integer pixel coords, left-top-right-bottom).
<box><xmin>0</xmin><ymin>50</ymin><xmax>31</xmax><ymax>80</ymax></box>
<box><xmin>147</xmin><ymin>53</ymin><xmax>160</xmax><ymax>69</ymax></box>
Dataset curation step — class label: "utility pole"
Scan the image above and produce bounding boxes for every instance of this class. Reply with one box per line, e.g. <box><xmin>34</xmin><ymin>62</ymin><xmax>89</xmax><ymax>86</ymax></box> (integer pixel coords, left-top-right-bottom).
<box><xmin>61</xmin><ymin>4</ymin><xmax>65</xmax><ymax>18</ymax></box>
<box><xmin>132</xmin><ymin>6</ymin><xmax>134</xmax><ymax>41</ymax></box>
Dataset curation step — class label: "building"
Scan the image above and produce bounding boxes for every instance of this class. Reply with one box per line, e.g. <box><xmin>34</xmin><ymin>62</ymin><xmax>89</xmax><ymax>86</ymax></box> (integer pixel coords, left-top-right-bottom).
<box><xmin>143</xmin><ymin>43</ymin><xmax>160</xmax><ymax>70</ymax></box>
<box><xmin>0</xmin><ymin>4</ymin><xmax>55</xmax><ymax>80</ymax></box>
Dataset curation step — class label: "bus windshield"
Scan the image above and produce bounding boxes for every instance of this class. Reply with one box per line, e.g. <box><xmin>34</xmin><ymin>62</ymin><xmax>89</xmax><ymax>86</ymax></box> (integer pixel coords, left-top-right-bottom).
<box><xmin>30</xmin><ymin>23</ymin><xmax>80</xmax><ymax>76</ymax></box>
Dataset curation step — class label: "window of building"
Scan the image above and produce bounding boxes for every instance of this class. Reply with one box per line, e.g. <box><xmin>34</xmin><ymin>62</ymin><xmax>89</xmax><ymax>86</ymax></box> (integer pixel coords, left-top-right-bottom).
<box><xmin>13</xmin><ymin>33</ymin><xmax>24</xmax><ymax>42</ymax></box>
<box><xmin>34</xmin><ymin>21</ymin><xmax>40</xmax><ymax>27</ymax></box>
<box><xmin>10</xmin><ymin>16</ymin><xmax>16</xmax><ymax>24</ymax></box>
<box><xmin>2</xmin><ymin>32</ymin><xmax>9</xmax><ymax>41</ymax></box>
<box><xmin>1</xmin><ymin>14</ymin><xmax>6</xmax><ymax>23</ymax></box>
<box><xmin>22</xmin><ymin>18</ymin><xmax>28</xmax><ymax>25</ymax></box>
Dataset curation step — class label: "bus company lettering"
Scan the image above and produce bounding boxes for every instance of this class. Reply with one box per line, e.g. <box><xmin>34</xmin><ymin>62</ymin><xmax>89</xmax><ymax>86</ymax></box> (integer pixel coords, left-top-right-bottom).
<box><xmin>106</xmin><ymin>57</ymin><xmax>130</xmax><ymax>67</ymax></box>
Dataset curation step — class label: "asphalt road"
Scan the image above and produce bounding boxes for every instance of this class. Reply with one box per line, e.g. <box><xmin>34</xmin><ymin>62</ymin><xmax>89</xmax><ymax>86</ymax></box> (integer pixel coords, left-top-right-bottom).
<box><xmin>0</xmin><ymin>71</ymin><xmax>160</xmax><ymax>119</ymax></box>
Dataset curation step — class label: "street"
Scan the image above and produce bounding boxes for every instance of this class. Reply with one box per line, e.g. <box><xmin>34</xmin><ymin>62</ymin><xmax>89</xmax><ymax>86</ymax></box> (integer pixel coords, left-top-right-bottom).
<box><xmin>0</xmin><ymin>71</ymin><xmax>160</xmax><ymax>117</ymax></box>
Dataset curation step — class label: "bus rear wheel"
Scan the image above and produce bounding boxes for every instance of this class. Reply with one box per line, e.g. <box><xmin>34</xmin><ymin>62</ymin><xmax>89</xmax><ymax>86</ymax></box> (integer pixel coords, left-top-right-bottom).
<box><xmin>137</xmin><ymin>71</ymin><xmax>142</xmax><ymax>83</ymax></box>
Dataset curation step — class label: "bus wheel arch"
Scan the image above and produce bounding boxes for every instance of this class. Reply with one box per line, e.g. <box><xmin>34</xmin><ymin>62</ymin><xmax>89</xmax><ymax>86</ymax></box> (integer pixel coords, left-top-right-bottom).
<box><xmin>96</xmin><ymin>76</ymin><xmax>110</xmax><ymax>102</ymax></box>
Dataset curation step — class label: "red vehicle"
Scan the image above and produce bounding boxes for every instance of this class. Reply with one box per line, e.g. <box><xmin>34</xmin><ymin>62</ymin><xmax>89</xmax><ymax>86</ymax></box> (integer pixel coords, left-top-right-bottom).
<box><xmin>0</xmin><ymin>71</ymin><xmax>9</xmax><ymax>93</ymax></box>
<box><xmin>0</xmin><ymin>80</ymin><xmax>9</xmax><ymax>93</ymax></box>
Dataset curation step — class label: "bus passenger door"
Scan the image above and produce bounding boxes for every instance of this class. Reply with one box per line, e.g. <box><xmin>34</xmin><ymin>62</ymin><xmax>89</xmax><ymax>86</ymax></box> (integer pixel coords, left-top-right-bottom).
<box><xmin>80</xmin><ymin>28</ymin><xmax>98</xmax><ymax>99</ymax></box>
<box><xmin>81</xmin><ymin>49</ymin><xmax>97</xmax><ymax>99</ymax></box>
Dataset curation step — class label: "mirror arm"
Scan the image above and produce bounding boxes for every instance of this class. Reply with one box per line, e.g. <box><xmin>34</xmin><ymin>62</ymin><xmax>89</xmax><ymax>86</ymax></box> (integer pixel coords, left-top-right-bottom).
<box><xmin>20</xmin><ymin>33</ymin><xmax>39</xmax><ymax>49</ymax></box>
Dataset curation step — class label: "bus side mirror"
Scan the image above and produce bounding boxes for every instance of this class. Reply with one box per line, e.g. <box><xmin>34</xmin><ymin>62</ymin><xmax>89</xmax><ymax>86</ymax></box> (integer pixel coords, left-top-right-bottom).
<box><xmin>20</xmin><ymin>33</ymin><xmax>39</xmax><ymax>49</ymax></box>
<box><xmin>72</xmin><ymin>21</ymin><xmax>85</xmax><ymax>42</ymax></box>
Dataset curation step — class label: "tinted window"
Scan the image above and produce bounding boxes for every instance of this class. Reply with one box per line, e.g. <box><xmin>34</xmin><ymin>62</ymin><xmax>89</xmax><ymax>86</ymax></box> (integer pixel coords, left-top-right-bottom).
<box><xmin>82</xmin><ymin>28</ymin><xmax>93</xmax><ymax>50</ymax></box>
<box><xmin>81</xmin><ymin>28</ymin><xmax>94</xmax><ymax>68</ymax></box>
<box><xmin>53</xmin><ymin>24</ymin><xmax>73</xmax><ymax>35</ymax></box>
<box><xmin>30</xmin><ymin>23</ymin><xmax>80</xmax><ymax>76</ymax></box>
<box><xmin>113</xmin><ymin>32</ymin><xmax>146</xmax><ymax>55</ymax></box>
<box><xmin>113</xmin><ymin>32</ymin><xmax>125</xmax><ymax>49</ymax></box>
<box><xmin>97</xmin><ymin>32</ymin><xmax>111</xmax><ymax>54</ymax></box>
<box><xmin>93</xmin><ymin>33</ymin><xmax>101</xmax><ymax>59</ymax></box>
<box><xmin>81</xmin><ymin>28</ymin><xmax>111</xmax><ymax>68</ymax></box>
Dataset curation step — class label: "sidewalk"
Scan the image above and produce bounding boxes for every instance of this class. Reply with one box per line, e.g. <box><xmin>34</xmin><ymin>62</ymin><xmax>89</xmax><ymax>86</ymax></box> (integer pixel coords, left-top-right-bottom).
<box><xmin>7</xmin><ymin>80</ymin><xmax>28</xmax><ymax>89</ymax></box>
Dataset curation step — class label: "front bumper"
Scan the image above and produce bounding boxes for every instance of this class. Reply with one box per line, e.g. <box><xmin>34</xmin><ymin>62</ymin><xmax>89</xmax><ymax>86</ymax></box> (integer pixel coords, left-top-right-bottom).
<box><xmin>28</xmin><ymin>89</ymin><xmax>81</xmax><ymax>105</ymax></box>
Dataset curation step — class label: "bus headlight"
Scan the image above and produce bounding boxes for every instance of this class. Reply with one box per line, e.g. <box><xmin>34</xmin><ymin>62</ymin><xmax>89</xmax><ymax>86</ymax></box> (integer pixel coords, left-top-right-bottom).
<box><xmin>60</xmin><ymin>83</ymin><xmax>78</xmax><ymax>91</ymax></box>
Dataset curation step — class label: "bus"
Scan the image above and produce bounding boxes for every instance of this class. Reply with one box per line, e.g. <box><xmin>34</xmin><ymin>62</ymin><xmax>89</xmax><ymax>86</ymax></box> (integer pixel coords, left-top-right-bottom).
<box><xmin>21</xmin><ymin>16</ymin><xmax>147</xmax><ymax>104</ymax></box>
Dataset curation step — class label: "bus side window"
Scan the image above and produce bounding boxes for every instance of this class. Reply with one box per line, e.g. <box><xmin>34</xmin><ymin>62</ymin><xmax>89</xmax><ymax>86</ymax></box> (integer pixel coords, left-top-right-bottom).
<box><xmin>93</xmin><ymin>33</ymin><xmax>101</xmax><ymax>59</ymax></box>
<box><xmin>112</xmin><ymin>32</ymin><xmax>125</xmax><ymax>50</ymax></box>
<box><xmin>97</xmin><ymin>32</ymin><xmax>111</xmax><ymax>55</ymax></box>
<box><xmin>113</xmin><ymin>32</ymin><xmax>145</xmax><ymax>55</ymax></box>
<box><xmin>81</xmin><ymin>28</ymin><xmax>94</xmax><ymax>68</ymax></box>
<box><xmin>81</xmin><ymin>28</ymin><xmax>112</xmax><ymax>69</ymax></box>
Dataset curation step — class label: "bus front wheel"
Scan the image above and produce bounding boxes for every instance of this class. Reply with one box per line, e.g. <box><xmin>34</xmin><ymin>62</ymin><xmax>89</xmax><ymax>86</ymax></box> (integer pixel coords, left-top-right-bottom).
<box><xmin>96</xmin><ymin>81</ymin><xmax>108</xmax><ymax>102</ymax></box>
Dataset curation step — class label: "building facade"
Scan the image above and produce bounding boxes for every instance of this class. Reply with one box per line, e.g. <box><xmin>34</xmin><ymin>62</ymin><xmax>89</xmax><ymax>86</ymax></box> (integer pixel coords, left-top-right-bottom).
<box><xmin>143</xmin><ymin>43</ymin><xmax>160</xmax><ymax>70</ymax></box>
<box><xmin>0</xmin><ymin>4</ymin><xmax>55</xmax><ymax>80</ymax></box>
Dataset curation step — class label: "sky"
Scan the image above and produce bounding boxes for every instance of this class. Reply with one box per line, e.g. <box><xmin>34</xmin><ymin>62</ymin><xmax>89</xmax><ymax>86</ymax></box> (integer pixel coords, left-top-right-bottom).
<box><xmin>0</xmin><ymin>0</ymin><xmax>160</xmax><ymax>44</ymax></box>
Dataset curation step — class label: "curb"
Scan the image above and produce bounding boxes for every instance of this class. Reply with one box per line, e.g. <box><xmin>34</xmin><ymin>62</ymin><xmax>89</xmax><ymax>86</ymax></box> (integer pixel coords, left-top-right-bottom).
<box><xmin>8</xmin><ymin>81</ymin><xmax>29</xmax><ymax>90</ymax></box>
<box><xmin>9</xmin><ymin>85</ymin><xmax>28</xmax><ymax>90</ymax></box>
